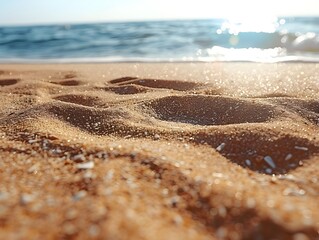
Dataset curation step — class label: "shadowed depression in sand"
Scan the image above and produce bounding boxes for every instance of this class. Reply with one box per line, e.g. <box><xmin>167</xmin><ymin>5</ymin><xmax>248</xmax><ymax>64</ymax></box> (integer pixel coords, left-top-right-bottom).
<box><xmin>0</xmin><ymin>63</ymin><xmax>318</xmax><ymax>239</ymax></box>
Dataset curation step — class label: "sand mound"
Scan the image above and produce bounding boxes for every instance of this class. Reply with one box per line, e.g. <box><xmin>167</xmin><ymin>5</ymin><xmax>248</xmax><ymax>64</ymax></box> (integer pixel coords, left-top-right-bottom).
<box><xmin>54</xmin><ymin>94</ymin><xmax>107</xmax><ymax>107</ymax></box>
<box><xmin>0</xmin><ymin>63</ymin><xmax>318</xmax><ymax>239</ymax></box>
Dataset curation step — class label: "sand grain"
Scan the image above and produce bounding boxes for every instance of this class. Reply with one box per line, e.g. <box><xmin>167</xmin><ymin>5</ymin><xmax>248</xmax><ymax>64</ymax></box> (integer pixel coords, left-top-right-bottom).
<box><xmin>0</xmin><ymin>63</ymin><xmax>318</xmax><ymax>239</ymax></box>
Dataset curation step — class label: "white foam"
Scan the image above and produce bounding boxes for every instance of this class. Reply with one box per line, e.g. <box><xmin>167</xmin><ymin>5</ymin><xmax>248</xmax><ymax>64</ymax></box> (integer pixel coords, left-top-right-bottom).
<box><xmin>291</xmin><ymin>32</ymin><xmax>319</xmax><ymax>52</ymax></box>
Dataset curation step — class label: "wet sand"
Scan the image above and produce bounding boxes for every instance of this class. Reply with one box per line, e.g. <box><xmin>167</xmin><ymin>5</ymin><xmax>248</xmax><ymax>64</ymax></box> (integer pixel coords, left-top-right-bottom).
<box><xmin>0</xmin><ymin>62</ymin><xmax>318</xmax><ymax>239</ymax></box>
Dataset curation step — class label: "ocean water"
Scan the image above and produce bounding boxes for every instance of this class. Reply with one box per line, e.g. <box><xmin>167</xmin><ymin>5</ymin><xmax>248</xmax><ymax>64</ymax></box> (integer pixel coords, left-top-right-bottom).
<box><xmin>0</xmin><ymin>17</ymin><xmax>319</xmax><ymax>63</ymax></box>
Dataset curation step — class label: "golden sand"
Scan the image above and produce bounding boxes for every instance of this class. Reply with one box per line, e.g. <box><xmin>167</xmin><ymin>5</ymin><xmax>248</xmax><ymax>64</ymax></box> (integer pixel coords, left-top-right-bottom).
<box><xmin>0</xmin><ymin>63</ymin><xmax>318</xmax><ymax>239</ymax></box>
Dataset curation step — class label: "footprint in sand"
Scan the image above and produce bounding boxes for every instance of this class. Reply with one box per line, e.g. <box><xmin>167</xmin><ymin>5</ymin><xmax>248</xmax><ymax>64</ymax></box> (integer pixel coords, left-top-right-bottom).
<box><xmin>106</xmin><ymin>77</ymin><xmax>207</xmax><ymax>94</ymax></box>
<box><xmin>104</xmin><ymin>85</ymin><xmax>149</xmax><ymax>95</ymax></box>
<box><xmin>115</xmin><ymin>78</ymin><xmax>203</xmax><ymax>91</ymax></box>
<box><xmin>109</xmin><ymin>76</ymin><xmax>138</xmax><ymax>84</ymax></box>
<box><xmin>144</xmin><ymin>95</ymin><xmax>276</xmax><ymax>125</ymax></box>
<box><xmin>51</xmin><ymin>79</ymin><xmax>82</xmax><ymax>86</ymax></box>
<box><xmin>192</xmin><ymin>131</ymin><xmax>318</xmax><ymax>175</ymax></box>
<box><xmin>141</xmin><ymin>94</ymin><xmax>319</xmax><ymax>174</ymax></box>
<box><xmin>0</xmin><ymin>78</ymin><xmax>20</xmax><ymax>87</ymax></box>
<box><xmin>17</xmin><ymin>77</ymin><xmax>319</xmax><ymax>176</ymax></box>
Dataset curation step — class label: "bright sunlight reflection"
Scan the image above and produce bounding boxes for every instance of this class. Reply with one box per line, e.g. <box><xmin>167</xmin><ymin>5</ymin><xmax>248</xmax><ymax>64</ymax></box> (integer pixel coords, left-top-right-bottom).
<box><xmin>219</xmin><ymin>17</ymin><xmax>283</xmax><ymax>34</ymax></box>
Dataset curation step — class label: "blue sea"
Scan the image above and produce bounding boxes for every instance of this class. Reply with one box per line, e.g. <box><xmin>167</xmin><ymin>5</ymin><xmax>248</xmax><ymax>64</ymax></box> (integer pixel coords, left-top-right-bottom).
<box><xmin>0</xmin><ymin>17</ymin><xmax>319</xmax><ymax>63</ymax></box>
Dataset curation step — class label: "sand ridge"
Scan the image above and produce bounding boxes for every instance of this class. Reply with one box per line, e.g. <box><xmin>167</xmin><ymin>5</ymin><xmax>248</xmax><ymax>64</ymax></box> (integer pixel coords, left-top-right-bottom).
<box><xmin>0</xmin><ymin>63</ymin><xmax>318</xmax><ymax>239</ymax></box>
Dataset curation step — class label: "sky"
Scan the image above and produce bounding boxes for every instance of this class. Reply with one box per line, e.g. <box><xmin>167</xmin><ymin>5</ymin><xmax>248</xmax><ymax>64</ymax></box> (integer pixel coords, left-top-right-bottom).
<box><xmin>0</xmin><ymin>0</ymin><xmax>319</xmax><ymax>26</ymax></box>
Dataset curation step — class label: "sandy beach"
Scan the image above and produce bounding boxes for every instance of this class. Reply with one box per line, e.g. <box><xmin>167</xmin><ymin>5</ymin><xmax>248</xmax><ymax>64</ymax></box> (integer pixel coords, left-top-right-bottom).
<box><xmin>0</xmin><ymin>62</ymin><xmax>318</xmax><ymax>239</ymax></box>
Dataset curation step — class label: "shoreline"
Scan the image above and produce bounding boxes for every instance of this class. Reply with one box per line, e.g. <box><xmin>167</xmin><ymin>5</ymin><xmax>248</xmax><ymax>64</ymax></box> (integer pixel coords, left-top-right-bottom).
<box><xmin>1</xmin><ymin>56</ymin><xmax>319</xmax><ymax>64</ymax></box>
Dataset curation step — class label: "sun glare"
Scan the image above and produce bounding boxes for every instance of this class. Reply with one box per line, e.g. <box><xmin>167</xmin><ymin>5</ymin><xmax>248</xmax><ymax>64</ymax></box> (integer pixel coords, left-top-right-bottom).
<box><xmin>199</xmin><ymin>0</ymin><xmax>281</xmax><ymax>33</ymax></box>
<box><xmin>220</xmin><ymin>16</ymin><xmax>281</xmax><ymax>34</ymax></box>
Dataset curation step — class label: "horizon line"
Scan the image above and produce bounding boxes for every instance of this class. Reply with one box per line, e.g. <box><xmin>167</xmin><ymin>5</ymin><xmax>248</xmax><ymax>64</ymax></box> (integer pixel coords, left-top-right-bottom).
<box><xmin>1</xmin><ymin>15</ymin><xmax>318</xmax><ymax>28</ymax></box>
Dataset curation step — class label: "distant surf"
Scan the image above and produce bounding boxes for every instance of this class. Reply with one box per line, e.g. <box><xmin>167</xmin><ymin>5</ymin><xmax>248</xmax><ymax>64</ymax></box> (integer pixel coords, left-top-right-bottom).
<box><xmin>1</xmin><ymin>17</ymin><xmax>319</xmax><ymax>63</ymax></box>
